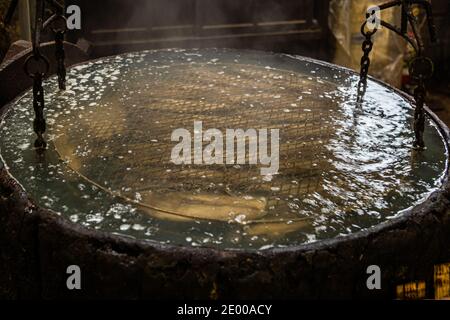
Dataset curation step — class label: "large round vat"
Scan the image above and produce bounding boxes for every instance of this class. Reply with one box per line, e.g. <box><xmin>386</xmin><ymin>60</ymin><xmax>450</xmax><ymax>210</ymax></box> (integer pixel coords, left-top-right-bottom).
<box><xmin>0</xmin><ymin>48</ymin><xmax>449</xmax><ymax>299</ymax></box>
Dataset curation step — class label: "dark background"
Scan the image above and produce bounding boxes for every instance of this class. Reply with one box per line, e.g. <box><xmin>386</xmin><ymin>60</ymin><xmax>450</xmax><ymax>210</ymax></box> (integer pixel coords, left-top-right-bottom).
<box><xmin>1</xmin><ymin>0</ymin><xmax>450</xmax><ymax>122</ymax></box>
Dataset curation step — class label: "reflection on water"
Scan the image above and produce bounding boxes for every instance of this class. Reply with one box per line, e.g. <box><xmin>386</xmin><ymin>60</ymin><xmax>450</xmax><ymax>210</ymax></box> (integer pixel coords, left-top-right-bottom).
<box><xmin>0</xmin><ymin>49</ymin><xmax>447</xmax><ymax>250</ymax></box>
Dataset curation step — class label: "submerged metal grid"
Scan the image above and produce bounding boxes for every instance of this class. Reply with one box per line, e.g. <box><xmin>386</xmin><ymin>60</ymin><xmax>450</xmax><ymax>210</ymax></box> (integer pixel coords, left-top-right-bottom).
<box><xmin>53</xmin><ymin>62</ymin><xmax>337</xmax><ymax>220</ymax></box>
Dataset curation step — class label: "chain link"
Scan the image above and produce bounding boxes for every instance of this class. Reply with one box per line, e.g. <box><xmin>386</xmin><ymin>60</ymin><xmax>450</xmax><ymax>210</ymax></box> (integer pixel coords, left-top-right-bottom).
<box><xmin>357</xmin><ymin>26</ymin><xmax>377</xmax><ymax>103</ymax></box>
<box><xmin>32</xmin><ymin>72</ymin><xmax>47</xmax><ymax>150</ymax></box>
<box><xmin>26</xmin><ymin>0</ymin><xmax>48</xmax><ymax>152</ymax></box>
<box><xmin>55</xmin><ymin>29</ymin><xmax>66</xmax><ymax>90</ymax></box>
<box><xmin>409</xmin><ymin>56</ymin><xmax>433</xmax><ymax>150</ymax></box>
<box><xmin>412</xmin><ymin>79</ymin><xmax>426</xmax><ymax>149</ymax></box>
<box><xmin>43</xmin><ymin>12</ymin><xmax>67</xmax><ymax>90</ymax></box>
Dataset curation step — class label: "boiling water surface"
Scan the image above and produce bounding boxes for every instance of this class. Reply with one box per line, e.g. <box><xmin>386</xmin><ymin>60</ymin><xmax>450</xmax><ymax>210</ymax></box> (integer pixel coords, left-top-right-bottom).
<box><xmin>0</xmin><ymin>49</ymin><xmax>447</xmax><ymax>250</ymax></box>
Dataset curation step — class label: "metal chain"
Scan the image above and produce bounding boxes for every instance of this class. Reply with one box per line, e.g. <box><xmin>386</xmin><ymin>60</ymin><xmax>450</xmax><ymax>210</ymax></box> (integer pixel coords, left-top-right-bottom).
<box><xmin>6</xmin><ymin>0</ymin><xmax>68</xmax><ymax>152</ymax></box>
<box><xmin>413</xmin><ymin>79</ymin><xmax>426</xmax><ymax>149</ymax></box>
<box><xmin>25</xmin><ymin>0</ymin><xmax>49</xmax><ymax>152</ymax></box>
<box><xmin>44</xmin><ymin>12</ymin><xmax>68</xmax><ymax>90</ymax></box>
<box><xmin>357</xmin><ymin>26</ymin><xmax>377</xmax><ymax>103</ymax></box>
<box><xmin>409</xmin><ymin>55</ymin><xmax>433</xmax><ymax>150</ymax></box>
<box><xmin>32</xmin><ymin>72</ymin><xmax>47</xmax><ymax>149</ymax></box>
<box><xmin>25</xmin><ymin>52</ymin><xmax>50</xmax><ymax>151</ymax></box>
<box><xmin>407</xmin><ymin>9</ymin><xmax>433</xmax><ymax>150</ymax></box>
<box><xmin>55</xmin><ymin>27</ymin><xmax>66</xmax><ymax>90</ymax></box>
<box><xmin>356</xmin><ymin>1</ymin><xmax>436</xmax><ymax>150</ymax></box>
